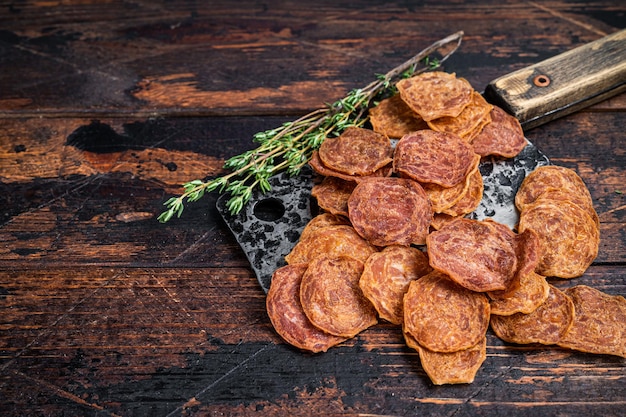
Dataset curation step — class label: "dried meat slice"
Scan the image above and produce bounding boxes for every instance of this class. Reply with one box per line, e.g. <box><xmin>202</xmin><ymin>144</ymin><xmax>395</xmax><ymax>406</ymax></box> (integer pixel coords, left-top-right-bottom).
<box><xmin>394</xmin><ymin>130</ymin><xmax>477</xmax><ymax>188</ymax></box>
<box><xmin>515</xmin><ymin>165</ymin><xmax>594</xmax><ymax>213</ymax></box>
<box><xmin>403</xmin><ymin>270</ymin><xmax>490</xmax><ymax>353</ymax></box>
<box><xmin>298</xmin><ymin>213</ymin><xmax>351</xmax><ymax>241</ymax></box>
<box><xmin>348</xmin><ymin>177</ymin><xmax>433</xmax><ymax>246</ymax></box>
<box><xmin>369</xmin><ymin>94</ymin><xmax>429</xmax><ymax>138</ymax></box>
<box><xmin>426</xmin><ymin>218</ymin><xmax>518</xmax><ymax>292</ymax></box>
<box><xmin>440</xmin><ymin>164</ymin><xmax>484</xmax><ymax>217</ymax></box>
<box><xmin>518</xmin><ymin>199</ymin><xmax>599</xmax><ymax>278</ymax></box>
<box><xmin>359</xmin><ymin>245</ymin><xmax>432</xmax><ymax>324</ymax></box>
<box><xmin>471</xmin><ymin>106</ymin><xmax>527</xmax><ymax>158</ymax></box>
<box><xmin>266</xmin><ymin>264</ymin><xmax>348</xmax><ymax>353</ymax></box>
<box><xmin>397</xmin><ymin>72</ymin><xmax>473</xmax><ymax>121</ymax></box>
<box><xmin>318</xmin><ymin>127</ymin><xmax>393</xmax><ymax>176</ymax></box>
<box><xmin>309</xmin><ymin>150</ymin><xmax>392</xmax><ymax>182</ymax></box>
<box><xmin>417</xmin><ymin>337</ymin><xmax>487</xmax><ymax>385</ymax></box>
<box><xmin>558</xmin><ymin>285</ymin><xmax>626</xmax><ymax>358</ymax></box>
<box><xmin>300</xmin><ymin>255</ymin><xmax>378</xmax><ymax>338</ymax></box>
<box><xmin>488</xmin><ymin>271</ymin><xmax>550</xmax><ymax>316</ymax></box>
<box><xmin>427</xmin><ymin>91</ymin><xmax>493</xmax><ymax>141</ymax></box>
<box><xmin>285</xmin><ymin>224</ymin><xmax>377</xmax><ymax>265</ymax></box>
<box><xmin>311</xmin><ymin>176</ymin><xmax>356</xmax><ymax>217</ymax></box>
<box><xmin>490</xmin><ymin>285</ymin><xmax>575</xmax><ymax>345</ymax></box>
<box><xmin>422</xmin><ymin>153</ymin><xmax>480</xmax><ymax>213</ymax></box>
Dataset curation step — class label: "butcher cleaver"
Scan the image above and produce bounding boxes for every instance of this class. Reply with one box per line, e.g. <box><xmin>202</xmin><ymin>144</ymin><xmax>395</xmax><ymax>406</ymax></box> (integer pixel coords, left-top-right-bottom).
<box><xmin>217</xmin><ymin>29</ymin><xmax>626</xmax><ymax>293</ymax></box>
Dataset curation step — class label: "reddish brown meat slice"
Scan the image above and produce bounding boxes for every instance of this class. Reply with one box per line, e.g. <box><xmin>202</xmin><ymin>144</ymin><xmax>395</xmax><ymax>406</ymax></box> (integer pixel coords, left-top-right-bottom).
<box><xmin>394</xmin><ymin>130</ymin><xmax>477</xmax><ymax>188</ymax></box>
<box><xmin>426</xmin><ymin>218</ymin><xmax>518</xmax><ymax>292</ymax></box>
<box><xmin>471</xmin><ymin>106</ymin><xmax>527</xmax><ymax>158</ymax></box>
<box><xmin>311</xmin><ymin>176</ymin><xmax>356</xmax><ymax>217</ymax></box>
<box><xmin>348</xmin><ymin>177</ymin><xmax>433</xmax><ymax>246</ymax></box>
<box><xmin>318</xmin><ymin>127</ymin><xmax>393</xmax><ymax>176</ymax></box>
<box><xmin>267</xmin><ymin>264</ymin><xmax>348</xmax><ymax>353</ymax></box>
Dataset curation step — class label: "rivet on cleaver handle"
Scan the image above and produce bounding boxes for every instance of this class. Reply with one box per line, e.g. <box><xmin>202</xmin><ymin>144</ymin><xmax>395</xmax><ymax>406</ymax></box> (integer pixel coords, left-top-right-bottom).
<box><xmin>484</xmin><ymin>29</ymin><xmax>626</xmax><ymax>131</ymax></box>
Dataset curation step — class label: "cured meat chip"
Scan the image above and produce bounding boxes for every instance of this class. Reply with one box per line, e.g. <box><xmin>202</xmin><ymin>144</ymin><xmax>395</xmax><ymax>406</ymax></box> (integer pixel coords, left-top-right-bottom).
<box><xmin>266</xmin><ymin>264</ymin><xmax>348</xmax><ymax>353</ymax></box>
<box><xmin>348</xmin><ymin>177</ymin><xmax>433</xmax><ymax>246</ymax></box>
<box><xmin>416</xmin><ymin>337</ymin><xmax>487</xmax><ymax>385</ymax></box>
<box><xmin>309</xmin><ymin>150</ymin><xmax>392</xmax><ymax>183</ymax></box>
<box><xmin>311</xmin><ymin>176</ymin><xmax>355</xmax><ymax>217</ymax></box>
<box><xmin>359</xmin><ymin>245</ymin><xmax>432</xmax><ymax>324</ymax></box>
<box><xmin>426</xmin><ymin>218</ymin><xmax>518</xmax><ymax>292</ymax></box>
<box><xmin>403</xmin><ymin>270</ymin><xmax>490</xmax><ymax>353</ymax></box>
<box><xmin>515</xmin><ymin>165</ymin><xmax>595</xmax><ymax>219</ymax></box>
<box><xmin>471</xmin><ymin>106</ymin><xmax>527</xmax><ymax>158</ymax></box>
<box><xmin>396</xmin><ymin>71</ymin><xmax>473</xmax><ymax>121</ymax></box>
<box><xmin>300</xmin><ymin>255</ymin><xmax>378</xmax><ymax>338</ymax></box>
<box><xmin>427</xmin><ymin>91</ymin><xmax>493</xmax><ymax>142</ymax></box>
<box><xmin>558</xmin><ymin>286</ymin><xmax>626</xmax><ymax>358</ymax></box>
<box><xmin>488</xmin><ymin>271</ymin><xmax>550</xmax><ymax>316</ymax></box>
<box><xmin>369</xmin><ymin>94</ymin><xmax>429</xmax><ymax>138</ymax></box>
<box><xmin>490</xmin><ymin>285</ymin><xmax>575</xmax><ymax>345</ymax></box>
<box><xmin>298</xmin><ymin>213</ymin><xmax>350</xmax><ymax>241</ymax></box>
<box><xmin>440</xmin><ymin>163</ymin><xmax>484</xmax><ymax>217</ymax></box>
<box><xmin>285</xmin><ymin>224</ymin><xmax>377</xmax><ymax>265</ymax></box>
<box><xmin>394</xmin><ymin>130</ymin><xmax>477</xmax><ymax>187</ymax></box>
<box><xmin>318</xmin><ymin>127</ymin><xmax>393</xmax><ymax>176</ymax></box>
<box><xmin>518</xmin><ymin>199</ymin><xmax>599</xmax><ymax>278</ymax></box>
<box><xmin>421</xmin><ymin>153</ymin><xmax>481</xmax><ymax>213</ymax></box>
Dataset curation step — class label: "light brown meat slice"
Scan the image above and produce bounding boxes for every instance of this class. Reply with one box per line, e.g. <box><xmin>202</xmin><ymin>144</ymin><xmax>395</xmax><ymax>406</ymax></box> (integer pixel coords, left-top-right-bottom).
<box><xmin>359</xmin><ymin>245</ymin><xmax>432</xmax><ymax>324</ymax></box>
<box><xmin>369</xmin><ymin>94</ymin><xmax>429</xmax><ymax>138</ymax></box>
<box><xmin>470</xmin><ymin>106</ymin><xmax>527</xmax><ymax>158</ymax></box>
<box><xmin>300</xmin><ymin>255</ymin><xmax>378</xmax><ymax>338</ymax></box>
<box><xmin>311</xmin><ymin>176</ymin><xmax>356</xmax><ymax>217</ymax></box>
<box><xmin>417</xmin><ymin>337</ymin><xmax>487</xmax><ymax>385</ymax></box>
<box><xmin>403</xmin><ymin>270</ymin><xmax>490</xmax><ymax>353</ymax></box>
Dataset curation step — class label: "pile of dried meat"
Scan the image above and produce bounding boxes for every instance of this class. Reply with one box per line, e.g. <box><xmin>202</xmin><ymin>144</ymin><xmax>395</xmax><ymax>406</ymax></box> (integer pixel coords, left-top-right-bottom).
<box><xmin>266</xmin><ymin>71</ymin><xmax>624</xmax><ymax>385</ymax></box>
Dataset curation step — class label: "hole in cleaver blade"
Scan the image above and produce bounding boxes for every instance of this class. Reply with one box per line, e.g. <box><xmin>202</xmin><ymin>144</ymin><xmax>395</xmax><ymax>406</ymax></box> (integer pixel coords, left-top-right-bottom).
<box><xmin>216</xmin><ymin>141</ymin><xmax>549</xmax><ymax>294</ymax></box>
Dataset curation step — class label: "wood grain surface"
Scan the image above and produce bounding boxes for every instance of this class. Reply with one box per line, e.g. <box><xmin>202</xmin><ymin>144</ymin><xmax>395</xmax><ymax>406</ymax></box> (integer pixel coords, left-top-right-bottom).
<box><xmin>1</xmin><ymin>1</ymin><xmax>624</xmax><ymax>416</ymax></box>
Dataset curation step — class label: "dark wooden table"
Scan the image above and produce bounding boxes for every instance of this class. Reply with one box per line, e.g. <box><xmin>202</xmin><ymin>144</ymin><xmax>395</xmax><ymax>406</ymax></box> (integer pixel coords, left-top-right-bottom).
<box><xmin>1</xmin><ymin>1</ymin><xmax>624</xmax><ymax>416</ymax></box>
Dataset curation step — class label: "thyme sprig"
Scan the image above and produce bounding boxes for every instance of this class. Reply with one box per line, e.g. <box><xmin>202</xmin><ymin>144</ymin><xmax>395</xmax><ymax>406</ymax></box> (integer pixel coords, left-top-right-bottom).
<box><xmin>158</xmin><ymin>31</ymin><xmax>464</xmax><ymax>222</ymax></box>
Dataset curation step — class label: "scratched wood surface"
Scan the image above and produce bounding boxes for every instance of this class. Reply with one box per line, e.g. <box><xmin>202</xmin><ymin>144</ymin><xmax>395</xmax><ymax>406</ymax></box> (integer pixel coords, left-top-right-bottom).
<box><xmin>0</xmin><ymin>1</ymin><xmax>625</xmax><ymax>416</ymax></box>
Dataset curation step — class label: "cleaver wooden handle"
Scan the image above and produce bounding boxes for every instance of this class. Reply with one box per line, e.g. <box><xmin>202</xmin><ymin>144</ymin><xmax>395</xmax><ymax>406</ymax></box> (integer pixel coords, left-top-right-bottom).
<box><xmin>483</xmin><ymin>28</ymin><xmax>626</xmax><ymax>131</ymax></box>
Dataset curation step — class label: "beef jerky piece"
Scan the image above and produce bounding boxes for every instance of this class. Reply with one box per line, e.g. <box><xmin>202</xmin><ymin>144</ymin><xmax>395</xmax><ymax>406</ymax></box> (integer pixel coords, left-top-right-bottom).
<box><xmin>471</xmin><ymin>106</ymin><xmax>527</xmax><ymax>158</ymax></box>
<box><xmin>397</xmin><ymin>72</ymin><xmax>473</xmax><ymax>121</ymax></box>
<box><xmin>318</xmin><ymin>127</ymin><xmax>393</xmax><ymax>176</ymax></box>
<box><xmin>518</xmin><ymin>199</ymin><xmax>599</xmax><ymax>278</ymax></box>
<box><xmin>300</xmin><ymin>255</ymin><xmax>378</xmax><ymax>338</ymax></box>
<box><xmin>348</xmin><ymin>177</ymin><xmax>433</xmax><ymax>246</ymax></box>
<box><xmin>490</xmin><ymin>285</ymin><xmax>575</xmax><ymax>345</ymax></box>
<box><xmin>359</xmin><ymin>245</ymin><xmax>432</xmax><ymax>324</ymax></box>
<box><xmin>369</xmin><ymin>94</ymin><xmax>429</xmax><ymax>139</ymax></box>
<box><xmin>266</xmin><ymin>264</ymin><xmax>348</xmax><ymax>353</ymax></box>
<box><xmin>417</xmin><ymin>337</ymin><xmax>487</xmax><ymax>385</ymax></box>
<box><xmin>422</xmin><ymin>153</ymin><xmax>480</xmax><ymax>213</ymax></box>
<box><xmin>311</xmin><ymin>176</ymin><xmax>356</xmax><ymax>217</ymax></box>
<box><xmin>285</xmin><ymin>224</ymin><xmax>377</xmax><ymax>265</ymax></box>
<box><xmin>394</xmin><ymin>130</ymin><xmax>477</xmax><ymax>188</ymax></box>
<box><xmin>427</xmin><ymin>91</ymin><xmax>493</xmax><ymax>142</ymax></box>
<box><xmin>515</xmin><ymin>165</ymin><xmax>594</xmax><ymax>213</ymax></box>
<box><xmin>440</xmin><ymin>165</ymin><xmax>484</xmax><ymax>217</ymax></box>
<box><xmin>426</xmin><ymin>218</ymin><xmax>518</xmax><ymax>292</ymax></box>
<box><xmin>298</xmin><ymin>213</ymin><xmax>351</xmax><ymax>241</ymax></box>
<box><xmin>558</xmin><ymin>285</ymin><xmax>626</xmax><ymax>358</ymax></box>
<box><xmin>488</xmin><ymin>271</ymin><xmax>550</xmax><ymax>316</ymax></box>
<box><xmin>403</xmin><ymin>270</ymin><xmax>490</xmax><ymax>353</ymax></box>
<box><xmin>309</xmin><ymin>150</ymin><xmax>392</xmax><ymax>182</ymax></box>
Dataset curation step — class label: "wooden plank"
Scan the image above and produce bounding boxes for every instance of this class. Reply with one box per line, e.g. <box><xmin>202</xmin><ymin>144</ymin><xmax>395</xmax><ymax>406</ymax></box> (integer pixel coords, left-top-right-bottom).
<box><xmin>0</xmin><ymin>1</ymin><xmax>623</xmax><ymax>115</ymax></box>
<box><xmin>1</xmin><ymin>266</ymin><xmax>624</xmax><ymax>416</ymax></box>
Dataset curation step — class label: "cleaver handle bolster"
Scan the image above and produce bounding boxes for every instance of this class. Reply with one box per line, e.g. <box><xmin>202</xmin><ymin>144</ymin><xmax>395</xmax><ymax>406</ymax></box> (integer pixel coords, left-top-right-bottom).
<box><xmin>483</xmin><ymin>28</ymin><xmax>626</xmax><ymax>131</ymax></box>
